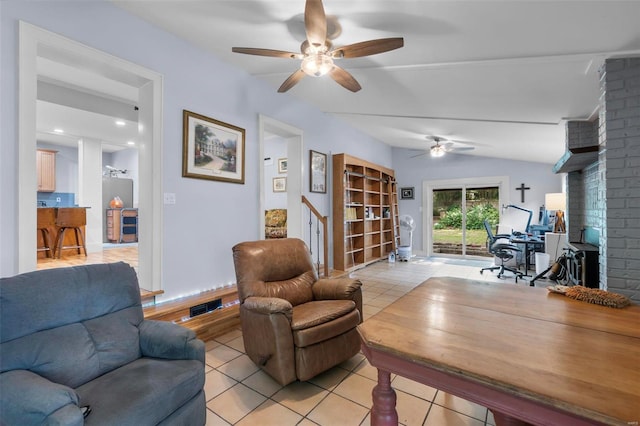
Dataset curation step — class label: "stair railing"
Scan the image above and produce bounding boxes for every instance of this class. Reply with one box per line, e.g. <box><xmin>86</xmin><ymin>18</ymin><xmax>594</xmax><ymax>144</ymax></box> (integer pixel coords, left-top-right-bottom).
<box><xmin>301</xmin><ymin>195</ymin><xmax>329</xmax><ymax>277</ymax></box>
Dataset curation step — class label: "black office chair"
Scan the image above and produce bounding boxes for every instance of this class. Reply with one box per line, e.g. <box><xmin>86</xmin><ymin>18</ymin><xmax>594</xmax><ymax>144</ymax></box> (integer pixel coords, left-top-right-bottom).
<box><xmin>479</xmin><ymin>220</ymin><xmax>524</xmax><ymax>282</ymax></box>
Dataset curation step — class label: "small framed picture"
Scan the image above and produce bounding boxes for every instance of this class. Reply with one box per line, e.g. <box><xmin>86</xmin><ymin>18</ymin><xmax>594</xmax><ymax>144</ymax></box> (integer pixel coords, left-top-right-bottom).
<box><xmin>309</xmin><ymin>150</ymin><xmax>327</xmax><ymax>193</ymax></box>
<box><xmin>273</xmin><ymin>177</ymin><xmax>287</xmax><ymax>192</ymax></box>
<box><xmin>278</xmin><ymin>158</ymin><xmax>288</xmax><ymax>174</ymax></box>
<box><xmin>400</xmin><ymin>187</ymin><xmax>415</xmax><ymax>200</ymax></box>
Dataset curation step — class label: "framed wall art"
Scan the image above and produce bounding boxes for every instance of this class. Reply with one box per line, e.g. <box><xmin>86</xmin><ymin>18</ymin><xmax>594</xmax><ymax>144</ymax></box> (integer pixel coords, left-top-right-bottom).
<box><xmin>400</xmin><ymin>187</ymin><xmax>415</xmax><ymax>200</ymax></box>
<box><xmin>278</xmin><ymin>158</ymin><xmax>288</xmax><ymax>174</ymax></box>
<box><xmin>273</xmin><ymin>177</ymin><xmax>287</xmax><ymax>192</ymax></box>
<box><xmin>182</xmin><ymin>110</ymin><xmax>245</xmax><ymax>184</ymax></box>
<box><xmin>309</xmin><ymin>150</ymin><xmax>327</xmax><ymax>193</ymax></box>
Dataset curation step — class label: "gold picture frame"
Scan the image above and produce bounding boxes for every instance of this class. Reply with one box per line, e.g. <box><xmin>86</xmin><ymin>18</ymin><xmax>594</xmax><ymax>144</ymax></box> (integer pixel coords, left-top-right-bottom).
<box><xmin>182</xmin><ymin>110</ymin><xmax>245</xmax><ymax>183</ymax></box>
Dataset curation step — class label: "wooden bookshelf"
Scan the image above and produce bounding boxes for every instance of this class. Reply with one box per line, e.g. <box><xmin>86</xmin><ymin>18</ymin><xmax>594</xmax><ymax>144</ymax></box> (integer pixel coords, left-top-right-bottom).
<box><xmin>332</xmin><ymin>154</ymin><xmax>398</xmax><ymax>272</ymax></box>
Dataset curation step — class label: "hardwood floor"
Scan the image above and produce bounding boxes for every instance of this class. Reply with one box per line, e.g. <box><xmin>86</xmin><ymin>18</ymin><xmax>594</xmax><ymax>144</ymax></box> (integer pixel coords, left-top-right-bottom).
<box><xmin>36</xmin><ymin>243</ymin><xmax>239</xmax><ymax>337</ymax></box>
<box><xmin>36</xmin><ymin>243</ymin><xmax>138</xmax><ymax>270</ymax></box>
<box><xmin>36</xmin><ymin>243</ymin><xmax>165</xmax><ymax>303</ymax></box>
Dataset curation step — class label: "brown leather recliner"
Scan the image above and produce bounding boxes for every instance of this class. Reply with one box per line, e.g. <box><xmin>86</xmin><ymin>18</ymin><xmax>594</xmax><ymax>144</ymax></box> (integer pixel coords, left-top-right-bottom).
<box><xmin>232</xmin><ymin>238</ymin><xmax>363</xmax><ymax>385</ymax></box>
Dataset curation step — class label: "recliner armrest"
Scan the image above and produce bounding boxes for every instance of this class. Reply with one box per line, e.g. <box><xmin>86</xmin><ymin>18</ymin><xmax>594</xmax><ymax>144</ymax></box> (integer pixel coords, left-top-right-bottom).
<box><xmin>312</xmin><ymin>278</ymin><xmax>362</xmax><ymax>301</ymax></box>
<box><xmin>313</xmin><ymin>278</ymin><xmax>363</xmax><ymax>323</ymax></box>
<box><xmin>139</xmin><ymin>320</ymin><xmax>205</xmax><ymax>363</ymax></box>
<box><xmin>243</xmin><ymin>296</ymin><xmax>293</xmax><ymax>319</ymax></box>
<box><xmin>0</xmin><ymin>370</ymin><xmax>83</xmax><ymax>426</ymax></box>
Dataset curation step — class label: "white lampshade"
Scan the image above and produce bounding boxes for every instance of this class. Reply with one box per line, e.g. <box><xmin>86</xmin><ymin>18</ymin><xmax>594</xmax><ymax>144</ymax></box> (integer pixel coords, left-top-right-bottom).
<box><xmin>545</xmin><ymin>193</ymin><xmax>566</xmax><ymax>211</ymax></box>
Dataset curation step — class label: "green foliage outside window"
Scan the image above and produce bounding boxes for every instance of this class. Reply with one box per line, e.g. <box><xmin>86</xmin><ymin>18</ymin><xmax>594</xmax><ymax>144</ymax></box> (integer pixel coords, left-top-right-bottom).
<box><xmin>434</xmin><ymin>204</ymin><xmax>499</xmax><ymax>230</ymax></box>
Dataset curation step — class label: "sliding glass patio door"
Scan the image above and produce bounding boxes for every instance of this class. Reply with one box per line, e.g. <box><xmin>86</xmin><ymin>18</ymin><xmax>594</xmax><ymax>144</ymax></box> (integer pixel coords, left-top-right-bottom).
<box><xmin>431</xmin><ymin>186</ymin><xmax>500</xmax><ymax>258</ymax></box>
<box><xmin>432</xmin><ymin>189</ymin><xmax>463</xmax><ymax>255</ymax></box>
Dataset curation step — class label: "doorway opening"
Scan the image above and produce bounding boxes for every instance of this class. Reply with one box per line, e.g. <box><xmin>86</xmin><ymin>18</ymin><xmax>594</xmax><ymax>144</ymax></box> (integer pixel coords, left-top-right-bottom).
<box><xmin>259</xmin><ymin>116</ymin><xmax>303</xmax><ymax>240</ymax></box>
<box><xmin>19</xmin><ymin>22</ymin><xmax>163</xmax><ymax>291</ymax></box>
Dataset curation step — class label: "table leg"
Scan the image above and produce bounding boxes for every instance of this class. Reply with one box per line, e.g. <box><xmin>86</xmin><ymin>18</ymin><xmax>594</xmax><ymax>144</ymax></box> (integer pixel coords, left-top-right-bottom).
<box><xmin>490</xmin><ymin>409</ymin><xmax>534</xmax><ymax>426</ymax></box>
<box><xmin>371</xmin><ymin>369</ymin><xmax>398</xmax><ymax>426</ymax></box>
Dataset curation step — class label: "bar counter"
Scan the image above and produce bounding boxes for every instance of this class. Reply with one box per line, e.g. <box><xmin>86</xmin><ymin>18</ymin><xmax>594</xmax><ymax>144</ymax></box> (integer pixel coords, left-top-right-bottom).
<box><xmin>37</xmin><ymin>207</ymin><xmax>89</xmax><ymax>259</ymax></box>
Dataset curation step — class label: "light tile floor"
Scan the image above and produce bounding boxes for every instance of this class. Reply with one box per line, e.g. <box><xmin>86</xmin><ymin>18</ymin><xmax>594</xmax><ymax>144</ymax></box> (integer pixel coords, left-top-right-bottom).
<box><xmin>204</xmin><ymin>256</ymin><xmax>549</xmax><ymax>425</ymax></box>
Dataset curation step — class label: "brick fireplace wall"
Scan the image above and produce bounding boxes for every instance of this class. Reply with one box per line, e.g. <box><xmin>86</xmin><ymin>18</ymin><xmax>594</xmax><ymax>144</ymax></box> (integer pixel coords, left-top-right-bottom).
<box><xmin>565</xmin><ymin>57</ymin><xmax>639</xmax><ymax>302</ymax></box>
<box><xmin>599</xmin><ymin>57</ymin><xmax>640</xmax><ymax>301</ymax></box>
<box><xmin>566</xmin><ymin>121</ymin><xmax>602</xmax><ymax>244</ymax></box>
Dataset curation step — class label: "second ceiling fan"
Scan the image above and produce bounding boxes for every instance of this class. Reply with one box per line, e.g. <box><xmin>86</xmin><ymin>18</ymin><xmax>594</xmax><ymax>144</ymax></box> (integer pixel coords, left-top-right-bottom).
<box><xmin>232</xmin><ymin>0</ymin><xmax>404</xmax><ymax>93</ymax></box>
<box><xmin>412</xmin><ymin>136</ymin><xmax>476</xmax><ymax>158</ymax></box>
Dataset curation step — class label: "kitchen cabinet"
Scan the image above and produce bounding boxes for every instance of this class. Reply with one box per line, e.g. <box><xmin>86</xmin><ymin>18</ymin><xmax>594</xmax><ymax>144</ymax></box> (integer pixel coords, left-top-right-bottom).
<box><xmin>37</xmin><ymin>149</ymin><xmax>57</xmax><ymax>192</ymax></box>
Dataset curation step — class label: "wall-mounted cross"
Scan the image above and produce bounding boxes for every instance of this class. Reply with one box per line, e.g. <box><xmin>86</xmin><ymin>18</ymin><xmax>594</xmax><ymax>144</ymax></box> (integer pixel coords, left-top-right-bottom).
<box><xmin>516</xmin><ymin>183</ymin><xmax>530</xmax><ymax>203</ymax></box>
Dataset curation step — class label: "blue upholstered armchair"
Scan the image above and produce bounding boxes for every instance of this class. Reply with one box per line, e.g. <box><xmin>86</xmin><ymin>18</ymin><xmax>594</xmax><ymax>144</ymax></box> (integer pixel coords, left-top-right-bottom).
<box><xmin>0</xmin><ymin>262</ymin><xmax>206</xmax><ymax>425</ymax></box>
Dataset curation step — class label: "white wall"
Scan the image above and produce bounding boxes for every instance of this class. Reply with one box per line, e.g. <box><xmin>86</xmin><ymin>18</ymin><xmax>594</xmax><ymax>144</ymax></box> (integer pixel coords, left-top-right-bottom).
<box><xmin>392</xmin><ymin>148</ymin><xmax>563</xmax><ymax>253</ymax></box>
<box><xmin>0</xmin><ymin>1</ymin><xmax>391</xmax><ymax>301</ymax></box>
<box><xmin>264</xmin><ymin>136</ymin><xmax>287</xmax><ymax>211</ymax></box>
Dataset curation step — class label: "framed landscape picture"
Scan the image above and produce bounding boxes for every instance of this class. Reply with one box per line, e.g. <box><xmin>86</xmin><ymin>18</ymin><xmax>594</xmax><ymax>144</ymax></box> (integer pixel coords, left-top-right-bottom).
<box><xmin>310</xmin><ymin>150</ymin><xmax>327</xmax><ymax>193</ymax></box>
<box><xmin>182</xmin><ymin>110</ymin><xmax>245</xmax><ymax>184</ymax></box>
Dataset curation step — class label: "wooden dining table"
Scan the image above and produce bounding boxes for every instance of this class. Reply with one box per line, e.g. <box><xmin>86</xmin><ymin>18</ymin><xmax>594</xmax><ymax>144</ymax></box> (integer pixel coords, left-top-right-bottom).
<box><xmin>357</xmin><ymin>277</ymin><xmax>640</xmax><ymax>426</ymax></box>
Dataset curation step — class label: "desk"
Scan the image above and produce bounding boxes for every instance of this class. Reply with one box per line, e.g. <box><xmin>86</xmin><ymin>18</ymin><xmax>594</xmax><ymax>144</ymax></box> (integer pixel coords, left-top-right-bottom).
<box><xmin>358</xmin><ymin>277</ymin><xmax>640</xmax><ymax>426</ymax></box>
<box><xmin>510</xmin><ymin>236</ymin><xmax>544</xmax><ymax>273</ymax></box>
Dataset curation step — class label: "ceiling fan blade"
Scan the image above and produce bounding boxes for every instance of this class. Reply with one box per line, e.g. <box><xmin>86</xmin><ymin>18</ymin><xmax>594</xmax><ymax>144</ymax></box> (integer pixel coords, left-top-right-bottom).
<box><xmin>410</xmin><ymin>152</ymin><xmax>428</xmax><ymax>158</ymax></box>
<box><xmin>331</xmin><ymin>37</ymin><xmax>404</xmax><ymax>58</ymax></box>
<box><xmin>329</xmin><ymin>66</ymin><xmax>362</xmax><ymax>92</ymax></box>
<box><xmin>304</xmin><ymin>0</ymin><xmax>327</xmax><ymax>47</ymax></box>
<box><xmin>232</xmin><ymin>47</ymin><xmax>301</xmax><ymax>59</ymax></box>
<box><xmin>278</xmin><ymin>69</ymin><xmax>306</xmax><ymax>93</ymax></box>
<box><xmin>441</xmin><ymin>142</ymin><xmax>475</xmax><ymax>152</ymax></box>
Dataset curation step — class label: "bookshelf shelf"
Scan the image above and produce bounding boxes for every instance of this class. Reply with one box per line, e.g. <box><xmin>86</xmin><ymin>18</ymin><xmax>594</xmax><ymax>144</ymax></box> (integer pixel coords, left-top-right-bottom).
<box><xmin>332</xmin><ymin>153</ymin><xmax>398</xmax><ymax>272</ymax></box>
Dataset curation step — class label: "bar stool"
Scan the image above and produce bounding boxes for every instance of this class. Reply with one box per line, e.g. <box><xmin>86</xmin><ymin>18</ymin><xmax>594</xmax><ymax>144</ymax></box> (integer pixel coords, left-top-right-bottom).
<box><xmin>37</xmin><ymin>208</ymin><xmax>56</xmax><ymax>258</ymax></box>
<box><xmin>54</xmin><ymin>208</ymin><xmax>88</xmax><ymax>258</ymax></box>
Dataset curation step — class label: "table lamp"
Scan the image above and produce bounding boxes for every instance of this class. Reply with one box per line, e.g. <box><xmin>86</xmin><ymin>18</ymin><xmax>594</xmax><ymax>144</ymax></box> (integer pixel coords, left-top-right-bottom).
<box><xmin>545</xmin><ymin>193</ymin><xmax>566</xmax><ymax>233</ymax></box>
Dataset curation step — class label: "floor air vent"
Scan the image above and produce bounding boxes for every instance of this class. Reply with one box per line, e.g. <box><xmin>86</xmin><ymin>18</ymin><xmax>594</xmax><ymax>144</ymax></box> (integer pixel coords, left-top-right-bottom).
<box><xmin>189</xmin><ymin>299</ymin><xmax>222</xmax><ymax>317</ymax></box>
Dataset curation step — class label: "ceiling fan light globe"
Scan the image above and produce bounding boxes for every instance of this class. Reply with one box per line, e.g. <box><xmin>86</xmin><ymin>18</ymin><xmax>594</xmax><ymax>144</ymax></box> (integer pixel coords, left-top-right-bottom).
<box><xmin>301</xmin><ymin>53</ymin><xmax>334</xmax><ymax>77</ymax></box>
<box><xmin>430</xmin><ymin>147</ymin><xmax>445</xmax><ymax>157</ymax></box>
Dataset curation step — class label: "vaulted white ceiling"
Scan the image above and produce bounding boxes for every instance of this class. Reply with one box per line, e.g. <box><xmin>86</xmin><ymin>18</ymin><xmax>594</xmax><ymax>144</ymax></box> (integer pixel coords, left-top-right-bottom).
<box><xmin>40</xmin><ymin>1</ymin><xmax>640</xmax><ymax>164</ymax></box>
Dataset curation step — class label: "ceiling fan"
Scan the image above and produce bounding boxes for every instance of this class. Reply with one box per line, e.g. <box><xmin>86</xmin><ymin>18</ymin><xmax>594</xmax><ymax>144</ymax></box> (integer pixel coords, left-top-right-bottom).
<box><xmin>231</xmin><ymin>0</ymin><xmax>404</xmax><ymax>93</ymax></box>
<box><xmin>412</xmin><ymin>136</ymin><xmax>476</xmax><ymax>158</ymax></box>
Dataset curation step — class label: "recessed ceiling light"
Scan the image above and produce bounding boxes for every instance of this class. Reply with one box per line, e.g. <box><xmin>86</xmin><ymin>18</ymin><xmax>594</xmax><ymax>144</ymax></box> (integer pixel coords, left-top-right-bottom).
<box><xmin>115</xmin><ymin>120</ymin><xmax>126</xmax><ymax>127</ymax></box>
<box><xmin>53</xmin><ymin>128</ymin><xmax>64</xmax><ymax>134</ymax></box>
<box><xmin>127</xmin><ymin>141</ymin><xmax>135</xmax><ymax>146</ymax></box>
